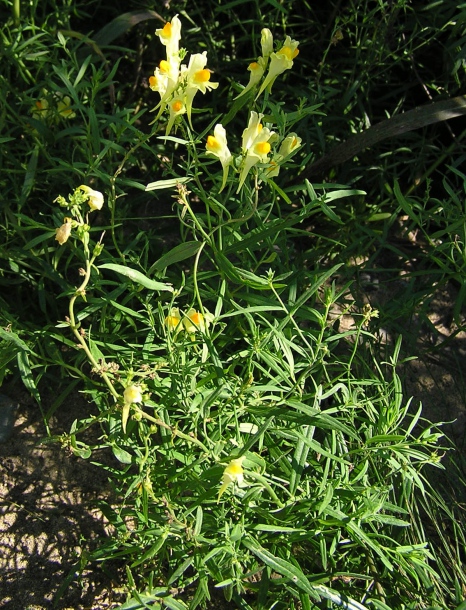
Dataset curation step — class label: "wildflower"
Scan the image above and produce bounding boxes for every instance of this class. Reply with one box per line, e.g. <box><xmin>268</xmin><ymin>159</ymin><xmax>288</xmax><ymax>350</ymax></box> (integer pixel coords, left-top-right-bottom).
<box><xmin>206</xmin><ymin>124</ymin><xmax>233</xmax><ymax>191</ymax></box>
<box><xmin>237</xmin><ymin>112</ymin><xmax>275</xmax><ymax>192</ymax></box>
<box><xmin>122</xmin><ymin>384</ymin><xmax>143</xmax><ymax>433</ymax></box>
<box><xmin>57</xmin><ymin>96</ymin><xmax>76</xmax><ymax>119</ymax></box>
<box><xmin>256</xmin><ymin>36</ymin><xmax>299</xmax><ymax>99</ymax></box>
<box><xmin>261</xmin><ymin>28</ymin><xmax>274</xmax><ymax>58</ymax></box>
<box><xmin>78</xmin><ymin>185</ymin><xmax>104</xmax><ymax>211</ymax></box>
<box><xmin>235</xmin><ymin>57</ymin><xmax>266</xmax><ymax>99</ymax></box>
<box><xmin>124</xmin><ymin>385</ymin><xmax>142</xmax><ymax>405</ymax></box>
<box><xmin>183</xmin><ymin>308</ymin><xmax>211</xmax><ymax>334</ymax></box>
<box><xmin>265</xmin><ymin>132</ymin><xmax>302</xmax><ymax>178</ymax></box>
<box><xmin>156</xmin><ymin>15</ymin><xmax>182</xmax><ymax>61</ymax></box>
<box><xmin>55</xmin><ymin>217</ymin><xmax>72</xmax><ymax>245</ymax></box>
<box><xmin>218</xmin><ymin>457</ymin><xmax>245</xmax><ymax>501</ymax></box>
<box><xmin>165</xmin><ymin>98</ymin><xmax>186</xmax><ymax>135</ymax></box>
<box><xmin>165</xmin><ymin>307</ymin><xmax>183</xmax><ymax>333</ymax></box>
<box><xmin>32</xmin><ymin>98</ymin><xmax>49</xmax><ymax>121</ymax></box>
<box><xmin>150</xmin><ymin>16</ymin><xmax>217</xmax><ymax>134</ymax></box>
<box><xmin>184</xmin><ymin>52</ymin><xmax>218</xmax><ymax>126</ymax></box>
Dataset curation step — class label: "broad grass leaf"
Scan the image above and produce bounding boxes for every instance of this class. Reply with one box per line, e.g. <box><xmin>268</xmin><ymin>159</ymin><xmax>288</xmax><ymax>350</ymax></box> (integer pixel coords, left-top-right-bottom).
<box><xmin>242</xmin><ymin>537</ymin><xmax>320</xmax><ymax>600</ymax></box>
<box><xmin>99</xmin><ymin>263</ymin><xmax>173</xmax><ymax>292</ymax></box>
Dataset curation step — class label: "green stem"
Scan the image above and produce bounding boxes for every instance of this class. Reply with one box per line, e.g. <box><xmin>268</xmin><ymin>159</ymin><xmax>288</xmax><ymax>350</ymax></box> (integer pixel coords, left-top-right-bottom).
<box><xmin>12</xmin><ymin>0</ymin><xmax>20</xmax><ymax>26</ymax></box>
<box><xmin>136</xmin><ymin>408</ymin><xmax>210</xmax><ymax>453</ymax></box>
<box><xmin>67</xmin><ymin>245</ymin><xmax>120</xmax><ymax>402</ymax></box>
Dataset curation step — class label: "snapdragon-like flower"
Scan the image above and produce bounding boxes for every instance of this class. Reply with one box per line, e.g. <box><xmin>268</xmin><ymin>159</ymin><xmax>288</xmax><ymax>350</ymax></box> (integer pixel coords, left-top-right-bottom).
<box><xmin>124</xmin><ymin>385</ymin><xmax>143</xmax><ymax>405</ymax></box>
<box><xmin>165</xmin><ymin>307</ymin><xmax>183</xmax><ymax>333</ymax></box>
<box><xmin>261</xmin><ymin>28</ymin><xmax>274</xmax><ymax>58</ymax></box>
<box><xmin>55</xmin><ymin>217</ymin><xmax>72</xmax><ymax>245</ymax></box>
<box><xmin>206</xmin><ymin>124</ymin><xmax>233</xmax><ymax>191</ymax></box>
<box><xmin>183</xmin><ymin>308</ymin><xmax>211</xmax><ymax>333</ymax></box>
<box><xmin>218</xmin><ymin>457</ymin><xmax>245</xmax><ymax>501</ymax></box>
<box><xmin>266</xmin><ymin>132</ymin><xmax>302</xmax><ymax>178</ymax></box>
<box><xmin>184</xmin><ymin>52</ymin><xmax>219</xmax><ymax>126</ymax></box>
<box><xmin>235</xmin><ymin>57</ymin><xmax>267</xmax><ymax>99</ymax></box>
<box><xmin>57</xmin><ymin>96</ymin><xmax>76</xmax><ymax>119</ymax></box>
<box><xmin>122</xmin><ymin>384</ymin><xmax>143</xmax><ymax>433</ymax></box>
<box><xmin>165</xmin><ymin>98</ymin><xmax>186</xmax><ymax>135</ymax></box>
<box><xmin>155</xmin><ymin>15</ymin><xmax>182</xmax><ymax>61</ymax></box>
<box><xmin>79</xmin><ymin>185</ymin><xmax>104</xmax><ymax>211</ymax></box>
<box><xmin>237</xmin><ymin>112</ymin><xmax>275</xmax><ymax>192</ymax></box>
<box><xmin>256</xmin><ymin>35</ymin><xmax>299</xmax><ymax>99</ymax></box>
<box><xmin>32</xmin><ymin>98</ymin><xmax>49</xmax><ymax>120</ymax></box>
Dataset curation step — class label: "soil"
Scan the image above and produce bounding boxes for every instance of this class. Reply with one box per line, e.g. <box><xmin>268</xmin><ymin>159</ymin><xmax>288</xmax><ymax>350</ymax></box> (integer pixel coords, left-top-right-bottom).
<box><xmin>1</xmin><ymin>281</ymin><xmax>465</xmax><ymax>610</ymax></box>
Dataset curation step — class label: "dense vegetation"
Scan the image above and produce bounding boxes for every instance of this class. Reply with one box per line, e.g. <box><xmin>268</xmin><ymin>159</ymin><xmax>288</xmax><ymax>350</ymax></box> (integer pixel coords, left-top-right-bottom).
<box><xmin>1</xmin><ymin>0</ymin><xmax>465</xmax><ymax>608</ymax></box>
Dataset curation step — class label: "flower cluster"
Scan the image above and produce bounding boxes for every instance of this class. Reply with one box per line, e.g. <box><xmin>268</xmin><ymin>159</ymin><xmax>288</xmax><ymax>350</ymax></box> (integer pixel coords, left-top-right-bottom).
<box><xmin>54</xmin><ymin>185</ymin><xmax>104</xmax><ymax>246</ymax></box>
<box><xmin>165</xmin><ymin>307</ymin><xmax>213</xmax><ymax>336</ymax></box>
<box><xmin>206</xmin><ymin>111</ymin><xmax>302</xmax><ymax>192</ymax></box>
<box><xmin>236</xmin><ymin>28</ymin><xmax>299</xmax><ymax>100</ymax></box>
<box><xmin>149</xmin><ymin>15</ymin><xmax>218</xmax><ymax>134</ymax></box>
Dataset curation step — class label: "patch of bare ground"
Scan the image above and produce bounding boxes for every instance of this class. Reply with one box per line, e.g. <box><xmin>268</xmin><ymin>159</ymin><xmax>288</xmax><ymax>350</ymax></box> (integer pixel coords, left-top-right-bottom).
<box><xmin>0</xmin><ymin>388</ymin><xmax>124</xmax><ymax>610</ymax></box>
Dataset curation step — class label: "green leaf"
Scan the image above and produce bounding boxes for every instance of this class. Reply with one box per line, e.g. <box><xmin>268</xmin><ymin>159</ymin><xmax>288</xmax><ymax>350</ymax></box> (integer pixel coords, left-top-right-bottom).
<box><xmin>0</xmin><ymin>327</ymin><xmax>31</xmax><ymax>352</ymax></box>
<box><xmin>112</xmin><ymin>445</ymin><xmax>133</xmax><ymax>464</ymax></box>
<box><xmin>242</xmin><ymin>538</ymin><xmax>320</xmax><ymax>600</ymax></box>
<box><xmin>145</xmin><ymin>176</ymin><xmax>191</xmax><ymax>191</ymax></box>
<box><xmin>98</xmin><ymin>263</ymin><xmax>173</xmax><ymax>292</ymax></box>
<box><xmin>149</xmin><ymin>241</ymin><xmax>202</xmax><ymax>274</ymax></box>
<box><xmin>16</xmin><ymin>351</ymin><xmax>41</xmax><ymax>406</ymax></box>
<box><xmin>93</xmin><ymin>10</ymin><xmax>164</xmax><ymax>47</ymax></box>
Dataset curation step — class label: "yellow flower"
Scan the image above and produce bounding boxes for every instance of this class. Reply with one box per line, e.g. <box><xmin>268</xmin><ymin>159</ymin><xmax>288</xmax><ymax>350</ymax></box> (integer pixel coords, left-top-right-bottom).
<box><xmin>165</xmin><ymin>98</ymin><xmax>186</xmax><ymax>135</ymax></box>
<box><xmin>124</xmin><ymin>384</ymin><xmax>142</xmax><ymax>405</ymax></box>
<box><xmin>183</xmin><ymin>52</ymin><xmax>218</xmax><ymax>126</ymax></box>
<box><xmin>183</xmin><ymin>308</ymin><xmax>210</xmax><ymax>334</ymax></box>
<box><xmin>256</xmin><ymin>35</ymin><xmax>299</xmax><ymax>99</ymax></box>
<box><xmin>261</xmin><ymin>28</ymin><xmax>274</xmax><ymax>58</ymax></box>
<box><xmin>237</xmin><ymin>112</ymin><xmax>275</xmax><ymax>192</ymax></box>
<box><xmin>155</xmin><ymin>15</ymin><xmax>182</xmax><ymax>60</ymax></box>
<box><xmin>165</xmin><ymin>307</ymin><xmax>183</xmax><ymax>333</ymax></box>
<box><xmin>218</xmin><ymin>457</ymin><xmax>245</xmax><ymax>501</ymax></box>
<box><xmin>122</xmin><ymin>384</ymin><xmax>142</xmax><ymax>433</ymax></box>
<box><xmin>32</xmin><ymin>98</ymin><xmax>49</xmax><ymax>121</ymax></box>
<box><xmin>265</xmin><ymin>133</ymin><xmax>302</xmax><ymax>179</ymax></box>
<box><xmin>206</xmin><ymin>124</ymin><xmax>232</xmax><ymax>191</ymax></box>
<box><xmin>55</xmin><ymin>217</ymin><xmax>72</xmax><ymax>245</ymax></box>
<box><xmin>79</xmin><ymin>185</ymin><xmax>104</xmax><ymax>211</ymax></box>
<box><xmin>57</xmin><ymin>96</ymin><xmax>76</xmax><ymax>119</ymax></box>
<box><xmin>235</xmin><ymin>57</ymin><xmax>266</xmax><ymax>100</ymax></box>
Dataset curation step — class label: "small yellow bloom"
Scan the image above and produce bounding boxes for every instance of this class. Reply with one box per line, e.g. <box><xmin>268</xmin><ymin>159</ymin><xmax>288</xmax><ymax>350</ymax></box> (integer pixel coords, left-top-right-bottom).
<box><xmin>235</xmin><ymin>57</ymin><xmax>266</xmax><ymax>100</ymax></box>
<box><xmin>183</xmin><ymin>308</ymin><xmax>209</xmax><ymax>333</ymax></box>
<box><xmin>32</xmin><ymin>98</ymin><xmax>49</xmax><ymax>120</ymax></box>
<box><xmin>155</xmin><ymin>14</ymin><xmax>182</xmax><ymax>60</ymax></box>
<box><xmin>124</xmin><ymin>385</ymin><xmax>143</xmax><ymax>405</ymax></box>
<box><xmin>165</xmin><ymin>307</ymin><xmax>183</xmax><ymax>333</ymax></box>
<box><xmin>57</xmin><ymin>96</ymin><xmax>76</xmax><ymax>119</ymax></box>
<box><xmin>218</xmin><ymin>457</ymin><xmax>245</xmax><ymax>501</ymax></box>
<box><xmin>122</xmin><ymin>384</ymin><xmax>142</xmax><ymax>433</ymax></box>
<box><xmin>261</xmin><ymin>28</ymin><xmax>274</xmax><ymax>58</ymax></box>
<box><xmin>256</xmin><ymin>35</ymin><xmax>299</xmax><ymax>99</ymax></box>
<box><xmin>266</xmin><ymin>133</ymin><xmax>302</xmax><ymax>179</ymax></box>
<box><xmin>206</xmin><ymin>124</ymin><xmax>232</xmax><ymax>191</ymax></box>
<box><xmin>79</xmin><ymin>185</ymin><xmax>104</xmax><ymax>211</ymax></box>
<box><xmin>237</xmin><ymin>112</ymin><xmax>275</xmax><ymax>192</ymax></box>
<box><xmin>183</xmin><ymin>52</ymin><xmax>218</xmax><ymax>127</ymax></box>
<box><xmin>55</xmin><ymin>217</ymin><xmax>72</xmax><ymax>245</ymax></box>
